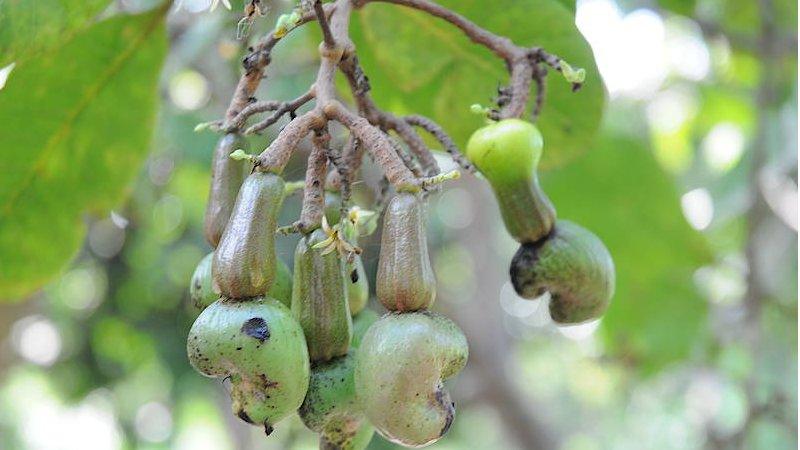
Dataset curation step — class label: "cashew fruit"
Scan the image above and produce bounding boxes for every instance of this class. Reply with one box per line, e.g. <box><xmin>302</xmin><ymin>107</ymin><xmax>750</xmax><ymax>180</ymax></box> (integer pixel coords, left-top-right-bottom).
<box><xmin>191</xmin><ymin>253</ymin><xmax>292</xmax><ymax>310</ymax></box>
<box><xmin>292</xmin><ymin>228</ymin><xmax>353</xmax><ymax>363</ymax></box>
<box><xmin>187</xmin><ymin>297</ymin><xmax>309</xmax><ymax>432</ymax></box>
<box><xmin>324</xmin><ymin>193</ymin><xmax>371</xmax><ymax>316</ymax></box>
<box><xmin>350</xmin><ymin>309</ymin><xmax>378</xmax><ymax>349</ymax></box>
<box><xmin>510</xmin><ymin>220</ymin><xmax>615</xmax><ymax>324</ymax></box>
<box><xmin>345</xmin><ymin>255</ymin><xmax>369</xmax><ymax>316</ymax></box>
<box><xmin>271</xmin><ymin>257</ymin><xmax>293</xmax><ymax>308</ymax></box>
<box><xmin>190</xmin><ymin>252</ymin><xmax>217</xmax><ymax>310</ymax></box>
<box><xmin>213</xmin><ymin>172</ymin><xmax>285</xmax><ymax>299</ymax></box>
<box><xmin>299</xmin><ymin>354</ymin><xmax>374</xmax><ymax>450</ymax></box>
<box><xmin>376</xmin><ymin>193</ymin><xmax>436</xmax><ymax>312</ymax></box>
<box><xmin>204</xmin><ymin>133</ymin><xmax>247</xmax><ymax>247</ymax></box>
<box><xmin>355</xmin><ymin>312</ymin><xmax>468</xmax><ymax>447</ymax></box>
<box><xmin>465</xmin><ymin>119</ymin><xmax>556</xmax><ymax>243</ymax></box>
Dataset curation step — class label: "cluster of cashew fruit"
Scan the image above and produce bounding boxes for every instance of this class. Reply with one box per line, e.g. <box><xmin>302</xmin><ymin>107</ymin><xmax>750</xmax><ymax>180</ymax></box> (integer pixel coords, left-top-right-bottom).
<box><xmin>187</xmin><ymin>133</ymin><xmax>467</xmax><ymax>448</ymax></box>
<box><xmin>466</xmin><ymin>119</ymin><xmax>616</xmax><ymax>324</ymax></box>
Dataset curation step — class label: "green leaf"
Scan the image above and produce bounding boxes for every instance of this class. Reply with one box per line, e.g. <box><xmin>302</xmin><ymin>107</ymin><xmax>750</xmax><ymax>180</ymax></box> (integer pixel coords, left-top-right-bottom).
<box><xmin>542</xmin><ymin>133</ymin><xmax>711</xmax><ymax>372</ymax></box>
<box><xmin>0</xmin><ymin>7</ymin><xmax>168</xmax><ymax>301</ymax></box>
<box><xmin>0</xmin><ymin>0</ymin><xmax>111</xmax><ymax>66</ymax></box>
<box><xmin>351</xmin><ymin>0</ymin><xmax>605</xmax><ymax>168</ymax></box>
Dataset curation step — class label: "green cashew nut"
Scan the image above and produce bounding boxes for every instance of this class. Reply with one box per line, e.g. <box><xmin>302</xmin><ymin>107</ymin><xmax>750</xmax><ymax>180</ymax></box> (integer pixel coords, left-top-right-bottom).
<box><xmin>191</xmin><ymin>253</ymin><xmax>293</xmax><ymax>311</ymax></box>
<box><xmin>299</xmin><ymin>354</ymin><xmax>374</xmax><ymax>450</ymax></box>
<box><xmin>376</xmin><ymin>193</ymin><xmax>436</xmax><ymax>312</ymax></box>
<box><xmin>204</xmin><ymin>133</ymin><xmax>246</xmax><ymax>248</ymax></box>
<box><xmin>292</xmin><ymin>228</ymin><xmax>353</xmax><ymax>363</ymax></box>
<box><xmin>213</xmin><ymin>172</ymin><xmax>285</xmax><ymax>298</ymax></box>
<box><xmin>466</xmin><ymin>119</ymin><xmax>556</xmax><ymax>243</ymax></box>
<box><xmin>510</xmin><ymin>220</ymin><xmax>615</xmax><ymax>324</ymax></box>
<box><xmin>187</xmin><ymin>297</ymin><xmax>309</xmax><ymax>433</ymax></box>
<box><xmin>355</xmin><ymin>312</ymin><xmax>468</xmax><ymax>447</ymax></box>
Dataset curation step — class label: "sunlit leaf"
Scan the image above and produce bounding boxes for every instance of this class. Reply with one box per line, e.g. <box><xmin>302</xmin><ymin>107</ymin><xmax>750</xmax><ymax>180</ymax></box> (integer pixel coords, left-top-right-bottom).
<box><xmin>0</xmin><ymin>7</ymin><xmax>169</xmax><ymax>301</ymax></box>
<box><xmin>351</xmin><ymin>0</ymin><xmax>605</xmax><ymax>168</ymax></box>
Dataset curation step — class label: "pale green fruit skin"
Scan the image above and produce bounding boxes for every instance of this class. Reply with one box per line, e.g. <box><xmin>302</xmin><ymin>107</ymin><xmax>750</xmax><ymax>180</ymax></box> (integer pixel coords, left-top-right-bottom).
<box><xmin>190</xmin><ymin>253</ymin><xmax>217</xmax><ymax>310</ymax></box>
<box><xmin>292</xmin><ymin>229</ymin><xmax>353</xmax><ymax>363</ymax></box>
<box><xmin>350</xmin><ymin>309</ymin><xmax>378</xmax><ymax>349</ymax></box>
<box><xmin>355</xmin><ymin>312</ymin><xmax>468</xmax><ymax>447</ymax></box>
<box><xmin>204</xmin><ymin>133</ymin><xmax>247</xmax><ymax>247</ymax></box>
<box><xmin>299</xmin><ymin>354</ymin><xmax>374</xmax><ymax>450</ymax></box>
<box><xmin>345</xmin><ymin>255</ymin><xmax>369</xmax><ymax>316</ymax></box>
<box><xmin>321</xmin><ymin>421</ymin><xmax>374</xmax><ymax>450</ymax></box>
<box><xmin>187</xmin><ymin>297</ymin><xmax>309</xmax><ymax>431</ymax></box>
<box><xmin>376</xmin><ymin>193</ymin><xmax>436</xmax><ymax>312</ymax></box>
<box><xmin>193</xmin><ymin>253</ymin><xmax>292</xmax><ymax>311</ymax></box>
<box><xmin>270</xmin><ymin>258</ymin><xmax>293</xmax><ymax>308</ymax></box>
<box><xmin>510</xmin><ymin>220</ymin><xmax>615</xmax><ymax>324</ymax></box>
<box><xmin>466</xmin><ymin>119</ymin><xmax>556</xmax><ymax>243</ymax></box>
<box><xmin>213</xmin><ymin>172</ymin><xmax>285</xmax><ymax>299</ymax></box>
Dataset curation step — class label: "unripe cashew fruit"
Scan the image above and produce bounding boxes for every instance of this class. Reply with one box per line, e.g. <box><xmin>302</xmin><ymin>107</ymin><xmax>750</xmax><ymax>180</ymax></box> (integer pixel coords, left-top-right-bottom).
<box><xmin>270</xmin><ymin>258</ymin><xmax>293</xmax><ymax>308</ymax></box>
<box><xmin>187</xmin><ymin>297</ymin><xmax>309</xmax><ymax>433</ymax></box>
<box><xmin>324</xmin><ymin>193</ymin><xmax>371</xmax><ymax>316</ymax></box>
<box><xmin>376</xmin><ymin>193</ymin><xmax>436</xmax><ymax>312</ymax></box>
<box><xmin>345</xmin><ymin>255</ymin><xmax>369</xmax><ymax>316</ymax></box>
<box><xmin>190</xmin><ymin>252</ymin><xmax>217</xmax><ymax>310</ymax></box>
<box><xmin>299</xmin><ymin>354</ymin><xmax>374</xmax><ymax>450</ymax></box>
<box><xmin>465</xmin><ymin>119</ymin><xmax>556</xmax><ymax>243</ymax></box>
<box><xmin>350</xmin><ymin>309</ymin><xmax>378</xmax><ymax>349</ymax></box>
<box><xmin>191</xmin><ymin>253</ymin><xmax>293</xmax><ymax>311</ymax></box>
<box><xmin>213</xmin><ymin>172</ymin><xmax>285</xmax><ymax>298</ymax></box>
<box><xmin>204</xmin><ymin>133</ymin><xmax>246</xmax><ymax>247</ymax></box>
<box><xmin>321</xmin><ymin>422</ymin><xmax>374</xmax><ymax>450</ymax></box>
<box><xmin>355</xmin><ymin>312</ymin><xmax>468</xmax><ymax>447</ymax></box>
<box><xmin>510</xmin><ymin>220</ymin><xmax>615</xmax><ymax>324</ymax></box>
<box><xmin>292</xmin><ymin>228</ymin><xmax>353</xmax><ymax>363</ymax></box>
<box><xmin>324</xmin><ymin>191</ymin><xmax>343</xmax><ymax>225</ymax></box>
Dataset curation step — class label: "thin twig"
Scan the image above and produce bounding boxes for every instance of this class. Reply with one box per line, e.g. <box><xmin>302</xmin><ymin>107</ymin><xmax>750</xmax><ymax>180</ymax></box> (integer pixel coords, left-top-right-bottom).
<box><xmin>405</xmin><ymin>115</ymin><xmax>475</xmax><ymax>172</ymax></box>
<box><xmin>243</xmin><ymin>90</ymin><xmax>315</xmax><ymax>134</ymax></box>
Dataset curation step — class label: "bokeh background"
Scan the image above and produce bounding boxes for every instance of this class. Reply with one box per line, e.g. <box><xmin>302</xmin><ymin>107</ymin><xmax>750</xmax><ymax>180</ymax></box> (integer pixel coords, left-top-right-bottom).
<box><xmin>0</xmin><ymin>0</ymin><xmax>796</xmax><ymax>449</ymax></box>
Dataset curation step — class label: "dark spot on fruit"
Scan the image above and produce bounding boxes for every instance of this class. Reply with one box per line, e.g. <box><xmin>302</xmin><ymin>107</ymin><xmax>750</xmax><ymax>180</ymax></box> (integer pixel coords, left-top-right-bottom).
<box><xmin>236</xmin><ymin>347</ymin><xmax>242</xmax><ymax>351</ymax></box>
<box><xmin>237</xmin><ymin>409</ymin><xmax>254</xmax><ymax>424</ymax></box>
<box><xmin>241</xmin><ymin>317</ymin><xmax>270</xmax><ymax>342</ymax></box>
<box><xmin>259</xmin><ymin>374</ymin><xmax>279</xmax><ymax>388</ymax></box>
<box><xmin>510</xmin><ymin>229</ymin><xmax>555</xmax><ymax>299</ymax></box>
<box><xmin>350</xmin><ymin>269</ymin><xmax>358</xmax><ymax>283</ymax></box>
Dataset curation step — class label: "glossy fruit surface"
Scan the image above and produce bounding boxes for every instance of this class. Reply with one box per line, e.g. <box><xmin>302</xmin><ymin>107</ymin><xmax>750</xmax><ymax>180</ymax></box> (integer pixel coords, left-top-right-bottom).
<box><xmin>376</xmin><ymin>193</ymin><xmax>436</xmax><ymax>312</ymax></box>
<box><xmin>292</xmin><ymin>229</ymin><xmax>352</xmax><ymax>363</ymax></box>
<box><xmin>204</xmin><ymin>133</ymin><xmax>246</xmax><ymax>247</ymax></box>
<box><xmin>187</xmin><ymin>297</ymin><xmax>309</xmax><ymax>432</ymax></box>
<box><xmin>510</xmin><ymin>220</ymin><xmax>615</xmax><ymax>324</ymax></box>
<box><xmin>466</xmin><ymin>119</ymin><xmax>556</xmax><ymax>243</ymax></box>
<box><xmin>355</xmin><ymin>312</ymin><xmax>468</xmax><ymax>447</ymax></box>
<box><xmin>213</xmin><ymin>172</ymin><xmax>284</xmax><ymax>299</ymax></box>
<box><xmin>345</xmin><ymin>255</ymin><xmax>369</xmax><ymax>316</ymax></box>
